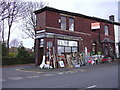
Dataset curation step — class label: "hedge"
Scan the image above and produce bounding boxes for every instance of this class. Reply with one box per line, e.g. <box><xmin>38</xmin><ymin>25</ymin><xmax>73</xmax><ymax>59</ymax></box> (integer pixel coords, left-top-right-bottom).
<box><xmin>2</xmin><ymin>57</ymin><xmax>35</xmax><ymax>65</ymax></box>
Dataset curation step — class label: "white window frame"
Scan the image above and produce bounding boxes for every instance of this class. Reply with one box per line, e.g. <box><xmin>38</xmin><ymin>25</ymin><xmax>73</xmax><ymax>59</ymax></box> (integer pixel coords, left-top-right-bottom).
<box><xmin>104</xmin><ymin>25</ymin><xmax>109</xmax><ymax>35</ymax></box>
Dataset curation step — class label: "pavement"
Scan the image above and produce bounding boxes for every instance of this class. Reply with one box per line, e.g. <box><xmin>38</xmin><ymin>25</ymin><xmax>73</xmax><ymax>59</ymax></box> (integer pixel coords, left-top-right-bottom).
<box><xmin>15</xmin><ymin>59</ymin><xmax>119</xmax><ymax>74</ymax></box>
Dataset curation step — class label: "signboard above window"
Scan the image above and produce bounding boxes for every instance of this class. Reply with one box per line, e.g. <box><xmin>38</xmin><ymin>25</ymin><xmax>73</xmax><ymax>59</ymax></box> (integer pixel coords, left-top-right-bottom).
<box><xmin>91</xmin><ymin>22</ymin><xmax>100</xmax><ymax>30</ymax></box>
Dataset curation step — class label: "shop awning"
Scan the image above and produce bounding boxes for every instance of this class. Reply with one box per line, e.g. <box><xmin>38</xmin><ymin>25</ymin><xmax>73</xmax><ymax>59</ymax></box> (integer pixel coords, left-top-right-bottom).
<box><xmin>36</xmin><ymin>32</ymin><xmax>81</xmax><ymax>41</ymax></box>
<box><xmin>101</xmin><ymin>38</ymin><xmax>115</xmax><ymax>43</ymax></box>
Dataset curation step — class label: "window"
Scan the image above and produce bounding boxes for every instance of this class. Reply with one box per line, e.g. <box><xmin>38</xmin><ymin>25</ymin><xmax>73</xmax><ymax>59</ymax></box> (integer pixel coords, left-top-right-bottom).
<box><xmin>68</xmin><ymin>41</ymin><xmax>77</xmax><ymax>47</ymax></box>
<box><xmin>72</xmin><ymin>47</ymin><xmax>77</xmax><ymax>52</ymax></box>
<box><xmin>65</xmin><ymin>47</ymin><xmax>71</xmax><ymax>52</ymax></box>
<box><xmin>57</xmin><ymin>39</ymin><xmax>78</xmax><ymax>55</ymax></box>
<box><xmin>104</xmin><ymin>25</ymin><xmax>109</xmax><ymax>35</ymax></box>
<box><xmin>92</xmin><ymin>42</ymin><xmax>96</xmax><ymax>54</ymax></box>
<box><xmin>47</xmin><ymin>42</ymin><xmax>53</xmax><ymax>48</ymax></box>
<box><xmin>58</xmin><ymin>40</ymin><xmax>68</xmax><ymax>46</ymax></box>
<box><xmin>61</xmin><ymin>16</ymin><xmax>66</xmax><ymax>30</ymax></box>
<box><xmin>58</xmin><ymin>46</ymin><xmax>64</xmax><ymax>55</ymax></box>
<box><xmin>69</xmin><ymin>18</ymin><xmax>74</xmax><ymax>31</ymax></box>
<box><xmin>40</xmin><ymin>39</ymin><xmax>44</xmax><ymax>47</ymax></box>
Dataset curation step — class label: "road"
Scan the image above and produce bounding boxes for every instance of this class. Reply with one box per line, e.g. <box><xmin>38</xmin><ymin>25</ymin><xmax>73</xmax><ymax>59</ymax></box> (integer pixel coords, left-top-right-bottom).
<box><xmin>2</xmin><ymin>62</ymin><xmax>119</xmax><ymax>89</ymax></box>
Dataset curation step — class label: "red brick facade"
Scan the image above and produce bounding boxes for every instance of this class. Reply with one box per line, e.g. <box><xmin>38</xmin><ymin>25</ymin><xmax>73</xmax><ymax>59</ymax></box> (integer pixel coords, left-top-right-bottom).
<box><xmin>34</xmin><ymin>7</ymin><xmax>116</xmax><ymax>66</ymax></box>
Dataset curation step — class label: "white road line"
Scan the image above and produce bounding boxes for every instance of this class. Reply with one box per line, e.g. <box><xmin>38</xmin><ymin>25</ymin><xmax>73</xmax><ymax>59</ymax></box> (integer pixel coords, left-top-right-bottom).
<box><xmin>2</xmin><ymin>79</ymin><xmax>6</xmax><ymax>82</ymax></box>
<box><xmin>86</xmin><ymin>85</ymin><xmax>97</xmax><ymax>88</ymax></box>
<box><xmin>80</xmin><ymin>69</ymin><xmax>86</xmax><ymax>72</ymax></box>
<box><xmin>44</xmin><ymin>74</ymin><xmax>55</xmax><ymax>76</ymax></box>
<box><xmin>66</xmin><ymin>71</ymin><xmax>77</xmax><ymax>74</ymax></box>
<box><xmin>9</xmin><ymin>77</ymin><xmax>24</xmax><ymax>80</ymax></box>
<box><xmin>27</xmin><ymin>76</ymin><xmax>41</xmax><ymax>78</ymax></box>
<box><xmin>57</xmin><ymin>72</ymin><xmax>64</xmax><ymax>75</ymax></box>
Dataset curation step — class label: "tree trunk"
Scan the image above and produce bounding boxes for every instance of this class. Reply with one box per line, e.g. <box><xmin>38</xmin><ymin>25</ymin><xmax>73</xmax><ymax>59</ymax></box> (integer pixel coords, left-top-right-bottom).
<box><xmin>2</xmin><ymin>20</ymin><xmax>4</xmax><ymax>42</ymax></box>
<box><xmin>7</xmin><ymin>25</ymin><xmax>11</xmax><ymax>56</ymax></box>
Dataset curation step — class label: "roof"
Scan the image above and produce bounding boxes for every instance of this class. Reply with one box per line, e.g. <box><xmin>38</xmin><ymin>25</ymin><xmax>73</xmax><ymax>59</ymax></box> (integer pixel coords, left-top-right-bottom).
<box><xmin>34</xmin><ymin>6</ymin><xmax>120</xmax><ymax>26</ymax></box>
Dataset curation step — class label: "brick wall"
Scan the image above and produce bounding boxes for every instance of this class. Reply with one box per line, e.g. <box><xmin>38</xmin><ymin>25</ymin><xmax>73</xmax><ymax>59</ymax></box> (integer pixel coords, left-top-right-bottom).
<box><xmin>35</xmin><ymin>10</ymin><xmax>115</xmax><ymax>54</ymax></box>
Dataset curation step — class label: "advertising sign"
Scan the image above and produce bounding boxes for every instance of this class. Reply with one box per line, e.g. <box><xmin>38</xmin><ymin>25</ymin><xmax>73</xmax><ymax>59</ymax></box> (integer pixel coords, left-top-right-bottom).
<box><xmin>91</xmin><ymin>22</ymin><xmax>100</xmax><ymax>29</ymax></box>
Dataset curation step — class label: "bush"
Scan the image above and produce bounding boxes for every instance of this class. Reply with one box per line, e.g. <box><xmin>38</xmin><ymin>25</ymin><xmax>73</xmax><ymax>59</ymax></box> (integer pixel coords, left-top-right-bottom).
<box><xmin>2</xmin><ymin>43</ymin><xmax>8</xmax><ymax>57</ymax></box>
<box><xmin>9</xmin><ymin>52</ymin><xmax>17</xmax><ymax>58</ymax></box>
<box><xmin>2</xmin><ymin>57</ymin><xmax>35</xmax><ymax>65</ymax></box>
<box><xmin>17</xmin><ymin>46</ymin><xmax>31</xmax><ymax>58</ymax></box>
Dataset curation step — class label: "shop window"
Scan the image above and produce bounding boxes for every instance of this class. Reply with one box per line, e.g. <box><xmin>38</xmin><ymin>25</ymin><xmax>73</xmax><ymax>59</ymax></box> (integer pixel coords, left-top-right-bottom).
<box><xmin>69</xmin><ymin>18</ymin><xmax>74</xmax><ymax>31</ymax></box>
<box><xmin>72</xmin><ymin>47</ymin><xmax>78</xmax><ymax>52</ymax></box>
<box><xmin>69</xmin><ymin>41</ymin><xmax>77</xmax><ymax>47</ymax></box>
<box><xmin>58</xmin><ymin>46</ymin><xmax>64</xmax><ymax>55</ymax></box>
<box><xmin>58</xmin><ymin>40</ymin><xmax>68</xmax><ymax>46</ymax></box>
<box><xmin>47</xmin><ymin>41</ymin><xmax>53</xmax><ymax>48</ymax></box>
<box><xmin>57</xmin><ymin>39</ymin><xmax>78</xmax><ymax>55</ymax></box>
<box><xmin>61</xmin><ymin>16</ymin><xmax>66</xmax><ymax>30</ymax></box>
<box><xmin>65</xmin><ymin>47</ymin><xmax>71</xmax><ymax>52</ymax></box>
<box><xmin>40</xmin><ymin>39</ymin><xmax>44</xmax><ymax>47</ymax></box>
<box><xmin>104</xmin><ymin>25</ymin><xmax>109</xmax><ymax>35</ymax></box>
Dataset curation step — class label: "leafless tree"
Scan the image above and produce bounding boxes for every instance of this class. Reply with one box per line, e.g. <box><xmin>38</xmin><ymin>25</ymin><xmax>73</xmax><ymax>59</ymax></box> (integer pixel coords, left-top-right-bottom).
<box><xmin>20</xmin><ymin>2</ymin><xmax>47</xmax><ymax>39</ymax></box>
<box><xmin>7</xmin><ymin>1</ymin><xmax>27</xmax><ymax>49</ymax></box>
<box><xmin>10</xmin><ymin>38</ymin><xmax>20</xmax><ymax>47</ymax></box>
<box><xmin>0</xmin><ymin>0</ymin><xmax>9</xmax><ymax>42</ymax></box>
<box><xmin>0</xmin><ymin>0</ymin><xmax>26</xmax><ymax>51</ymax></box>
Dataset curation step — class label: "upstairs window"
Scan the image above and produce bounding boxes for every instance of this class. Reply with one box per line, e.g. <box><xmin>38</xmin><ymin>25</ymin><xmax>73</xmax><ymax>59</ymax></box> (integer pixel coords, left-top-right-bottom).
<box><xmin>61</xmin><ymin>16</ymin><xmax>66</xmax><ymax>30</ymax></box>
<box><xmin>104</xmin><ymin>25</ymin><xmax>109</xmax><ymax>35</ymax></box>
<box><xmin>69</xmin><ymin>18</ymin><xmax>74</xmax><ymax>31</ymax></box>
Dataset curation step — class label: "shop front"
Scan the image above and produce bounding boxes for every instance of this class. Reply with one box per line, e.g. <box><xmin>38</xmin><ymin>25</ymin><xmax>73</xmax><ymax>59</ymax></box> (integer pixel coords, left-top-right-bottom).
<box><xmin>35</xmin><ymin>29</ymin><xmax>82</xmax><ymax>68</ymax></box>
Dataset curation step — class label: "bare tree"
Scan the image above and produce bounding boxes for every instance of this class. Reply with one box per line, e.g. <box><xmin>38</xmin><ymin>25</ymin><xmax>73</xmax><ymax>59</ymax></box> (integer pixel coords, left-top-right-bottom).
<box><xmin>10</xmin><ymin>38</ymin><xmax>20</xmax><ymax>47</ymax></box>
<box><xmin>0</xmin><ymin>21</ymin><xmax>2</xmax><ymax>42</ymax></box>
<box><xmin>0</xmin><ymin>1</ymin><xmax>10</xmax><ymax>21</ymax></box>
<box><xmin>0</xmin><ymin>1</ymin><xmax>10</xmax><ymax>42</ymax></box>
<box><xmin>21</xmin><ymin>2</ymin><xmax>47</xmax><ymax>39</ymax></box>
<box><xmin>7</xmin><ymin>1</ymin><xmax>27</xmax><ymax>49</ymax></box>
<box><xmin>0</xmin><ymin>0</ymin><xmax>27</xmax><ymax>52</ymax></box>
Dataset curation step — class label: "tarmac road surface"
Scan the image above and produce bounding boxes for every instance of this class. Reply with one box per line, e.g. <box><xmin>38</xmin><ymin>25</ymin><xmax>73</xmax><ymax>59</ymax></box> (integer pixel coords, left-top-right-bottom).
<box><xmin>2</xmin><ymin>61</ymin><xmax>119</xmax><ymax>89</ymax></box>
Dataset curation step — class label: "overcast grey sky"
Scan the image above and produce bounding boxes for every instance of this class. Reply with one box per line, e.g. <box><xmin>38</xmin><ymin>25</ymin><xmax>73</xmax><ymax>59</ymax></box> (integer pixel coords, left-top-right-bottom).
<box><xmin>12</xmin><ymin>0</ymin><xmax>120</xmax><ymax>48</ymax></box>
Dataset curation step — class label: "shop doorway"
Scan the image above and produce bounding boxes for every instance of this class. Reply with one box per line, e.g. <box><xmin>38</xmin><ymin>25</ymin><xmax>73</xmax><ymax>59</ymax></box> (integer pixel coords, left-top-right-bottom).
<box><xmin>39</xmin><ymin>47</ymin><xmax>44</xmax><ymax>65</ymax></box>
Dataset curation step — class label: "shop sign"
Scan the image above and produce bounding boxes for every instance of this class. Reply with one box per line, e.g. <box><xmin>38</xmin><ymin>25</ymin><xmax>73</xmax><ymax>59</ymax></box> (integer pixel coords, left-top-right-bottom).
<box><xmin>59</xmin><ymin>61</ymin><xmax>65</xmax><ymax>67</ymax></box>
<box><xmin>36</xmin><ymin>30</ymin><xmax>45</xmax><ymax>33</ymax></box>
<box><xmin>91</xmin><ymin>22</ymin><xmax>100</xmax><ymax>29</ymax></box>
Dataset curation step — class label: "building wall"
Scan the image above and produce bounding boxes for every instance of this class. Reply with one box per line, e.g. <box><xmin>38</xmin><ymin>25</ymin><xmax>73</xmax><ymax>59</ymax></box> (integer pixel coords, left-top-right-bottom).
<box><xmin>46</xmin><ymin>11</ymin><xmax>60</xmax><ymax>28</ymax></box>
<box><xmin>45</xmin><ymin>11</ymin><xmax>114</xmax><ymax>38</ymax></box>
<box><xmin>35</xmin><ymin>8</ymin><xmax>115</xmax><ymax>66</ymax></box>
<box><xmin>118</xmin><ymin>1</ymin><xmax>120</xmax><ymax>57</ymax></box>
<box><xmin>35</xmin><ymin>10</ymin><xmax>115</xmax><ymax>53</ymax></box>
<box><xmin>36</xmin><ymin>11</ymin><xmax>46</xmax><ymax>29</ymax></box>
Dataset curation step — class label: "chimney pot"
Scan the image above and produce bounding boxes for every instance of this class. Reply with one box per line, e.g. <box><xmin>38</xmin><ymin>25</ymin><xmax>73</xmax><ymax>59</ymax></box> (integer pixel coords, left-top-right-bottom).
<box><xmin>109</xmin><ymin>15</ymin><xmax>114</xmax><ymax>21</ymax></box>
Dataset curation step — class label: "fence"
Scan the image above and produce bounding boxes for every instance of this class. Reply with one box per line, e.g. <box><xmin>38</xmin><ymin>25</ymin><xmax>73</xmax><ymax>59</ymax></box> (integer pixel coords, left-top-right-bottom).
<box><xmin>2</xmin><ymin>57</ymin><xmax>35</xmax><ymax>65</ymax></box>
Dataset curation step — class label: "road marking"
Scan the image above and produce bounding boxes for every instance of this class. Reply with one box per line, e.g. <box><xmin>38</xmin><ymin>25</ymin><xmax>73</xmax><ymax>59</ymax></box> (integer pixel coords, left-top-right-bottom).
<box><xmin>86</xmin><ymin>85</ymin><xmax>97</xmax><ymax>88</ymax></box>
<box><xmin>43</xmin><ymin>74</ymin><xmax>55</xmax><ymax>76</ymax></box>
<box><xmin>16</xmin><ymin>69</ymin><xmax>44</xmax><ymax>74</ymax></box>
<box><xmin>65</xmin><ymin>71</ymin><xmax>77</xmax><ymax>74</ymax></box>
<box><xmin>22</xmin><ymin>71</ymin><xmax>33</xmax><ymax>72</ymax></box>
<box><xmin>2</xmin><ymin>79</ymin><xmax>6</xmax><ymax>82</ymax></box>
<box><xmin>57</xmin><ymin>72</ymin><xmax>64</xmax><ymax>75</ymax></box>
<box><xmin>36</xmin><ymin>72</ymin><xmax>44</xmax><ymax>74</ymax></box>
<box><xmin>27</xmin><ymin>76</ymin><xmax>41</xmax><ymax>78</ymax></box>
<box><xmin>80</xmin><ymin>69</ymin><xmax>86</xmax><ymax>72</ymax></box>
<box><xmin>9</xmin><ymin>77</ymin><xmax>24</xmax><ymax>80</ymax></box>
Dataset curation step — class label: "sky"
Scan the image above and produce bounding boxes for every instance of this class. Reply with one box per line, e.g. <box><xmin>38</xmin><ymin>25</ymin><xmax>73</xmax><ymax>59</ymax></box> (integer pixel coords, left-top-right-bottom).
<box><xmin>9</xmin><ymin>0</ymin><xmax>120</xmax><ymax>48</ymax></box>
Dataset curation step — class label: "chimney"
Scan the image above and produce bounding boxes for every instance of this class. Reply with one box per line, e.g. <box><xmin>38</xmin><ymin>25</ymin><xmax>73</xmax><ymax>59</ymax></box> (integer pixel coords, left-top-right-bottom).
<box><xmin>109</xmin><ymin>15</ymin><xmax>114</xmax><ymax>21</ymax></box>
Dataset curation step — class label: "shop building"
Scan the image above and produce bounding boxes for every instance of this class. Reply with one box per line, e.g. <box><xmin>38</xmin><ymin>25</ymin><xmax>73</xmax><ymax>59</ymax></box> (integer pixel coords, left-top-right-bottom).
<box><xmin>34</xmin><ymin>7</ymin><xmax>120</xmax><ymax>67</ymax></box>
